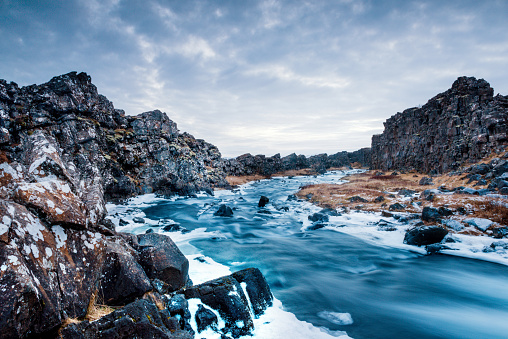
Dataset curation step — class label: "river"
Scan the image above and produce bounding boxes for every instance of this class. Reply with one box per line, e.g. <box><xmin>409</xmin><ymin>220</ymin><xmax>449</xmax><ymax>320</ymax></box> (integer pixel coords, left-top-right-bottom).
<box><xmin>110</xmin><ymin>170</ymin><xmax>508</xmax><ymax>339</ymax></box>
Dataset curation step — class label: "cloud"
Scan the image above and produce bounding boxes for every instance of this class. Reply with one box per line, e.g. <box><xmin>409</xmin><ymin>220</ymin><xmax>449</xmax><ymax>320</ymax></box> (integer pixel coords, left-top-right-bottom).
<box><xmin>244</xmin><ymin>65</ymin><xmax>349</xmax><ymax>89</ymax></box>
<box><xmin>178</xmin><ymin>35</ymin><xmax>216</xmax><ymax>60</ymax></box>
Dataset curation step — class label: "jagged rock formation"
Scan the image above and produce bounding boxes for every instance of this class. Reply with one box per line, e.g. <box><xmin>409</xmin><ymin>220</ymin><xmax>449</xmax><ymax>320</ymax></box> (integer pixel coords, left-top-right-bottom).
<box><xmin>224</xmin><ymin>148</ymin><xmax>371</xmax><ymax>177</ymax></box>
<box><xmin>0</xmin><ymin>72</ymin><xmax>272</xmax><ymax>338</ymax></box>
<box><xmin>371</xmin><ymin>77</ymin><xmax>508</xmax><ymax>173</ymax></box>
<box><xmin>0</xmin><ymin>71</ymin><xmax>228</xmax><ymax>204</ymax></box>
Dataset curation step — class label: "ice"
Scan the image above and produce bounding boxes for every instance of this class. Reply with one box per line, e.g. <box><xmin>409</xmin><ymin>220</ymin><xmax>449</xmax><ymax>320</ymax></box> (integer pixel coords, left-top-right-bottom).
<box><xmin>243</xmin><ymin>298</ymin><xmax>351</xmax><ymax>339</ymax></box>
<box><xmin>318</xmin><ymin>311</ymin><xmax>354</xmax><ymax>326</ymax></box>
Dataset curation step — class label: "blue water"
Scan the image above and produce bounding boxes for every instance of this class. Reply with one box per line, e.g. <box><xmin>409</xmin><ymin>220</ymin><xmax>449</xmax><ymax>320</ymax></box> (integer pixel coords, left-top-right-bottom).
<box><xmin>132</xmin><ymin>171</ymin><xmax>508</xmax><ymax>339</ymax></box>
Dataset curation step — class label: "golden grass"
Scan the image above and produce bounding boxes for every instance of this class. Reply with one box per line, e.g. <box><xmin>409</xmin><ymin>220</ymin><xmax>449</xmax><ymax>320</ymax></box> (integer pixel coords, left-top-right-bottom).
<box><xmin>296</xmin><ymin>170</ymin><xmax>508</xmax><ymax>227</ymax></box>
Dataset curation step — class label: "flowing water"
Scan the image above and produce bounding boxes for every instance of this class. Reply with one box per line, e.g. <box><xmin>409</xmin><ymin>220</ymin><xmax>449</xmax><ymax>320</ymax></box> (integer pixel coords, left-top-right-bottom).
<box><xmin>112</xmin><ymin>171</ymin><xmax>508</xmax><ymax>339</ymax></box>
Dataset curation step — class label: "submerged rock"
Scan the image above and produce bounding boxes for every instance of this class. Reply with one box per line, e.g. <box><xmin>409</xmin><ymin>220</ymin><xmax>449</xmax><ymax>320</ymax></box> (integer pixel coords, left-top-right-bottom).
<box><xmin>214</xmin><ymin>204</ymin><xmax>234</xmax><ymax>217</ymax></box>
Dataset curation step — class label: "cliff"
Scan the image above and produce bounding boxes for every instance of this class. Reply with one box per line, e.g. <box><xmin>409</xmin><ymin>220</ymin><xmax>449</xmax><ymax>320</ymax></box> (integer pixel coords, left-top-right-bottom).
<box><xmin>224</xmin><ymin>148</ymin><xmax>371</xmax><ymax>177</ymax></box>
<box><xmin>371</xmin><ymin>77</ymin><xmax>508</xmax><ymax>173</ymax></box>
<box><xmin>0</xmin><ymin>72</ymin><xmax>271</xmax><ymax>339</ymax></box>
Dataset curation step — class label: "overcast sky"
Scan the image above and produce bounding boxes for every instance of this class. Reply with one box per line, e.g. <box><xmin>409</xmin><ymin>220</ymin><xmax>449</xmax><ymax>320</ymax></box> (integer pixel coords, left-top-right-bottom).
<box><xmin>1</xmin><ymin>0</ymin><xmax>508</xmax><ymax>157</ymax></box>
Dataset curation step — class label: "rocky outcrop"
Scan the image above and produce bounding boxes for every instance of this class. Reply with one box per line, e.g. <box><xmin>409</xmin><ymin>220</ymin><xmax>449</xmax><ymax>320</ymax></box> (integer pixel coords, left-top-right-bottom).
<box><xmin>0</xmin><ymin>72</ymin><xmax>228</xmax><ymax>204</ymax></box>
<box><xmin>371</xmin><ymin>77</ymin><xmax>508</xmax><ymax>173</ymax></box>
<box><xmin>224</xmin><ymin>148</ymin><xmax>371</xmax><ymax>177</ymax></box>
<box><xmin>0</xmin><ymin>72</ymin><xmax>274</xmax><ymax>338</ymax></box>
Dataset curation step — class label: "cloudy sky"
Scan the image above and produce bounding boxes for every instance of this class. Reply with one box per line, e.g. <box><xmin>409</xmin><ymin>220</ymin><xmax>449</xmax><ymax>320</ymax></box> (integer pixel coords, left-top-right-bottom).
<box><xmin>1</xmin><ymin>0</ymin><xmax>508</xmax><ymax>157</ymax></box>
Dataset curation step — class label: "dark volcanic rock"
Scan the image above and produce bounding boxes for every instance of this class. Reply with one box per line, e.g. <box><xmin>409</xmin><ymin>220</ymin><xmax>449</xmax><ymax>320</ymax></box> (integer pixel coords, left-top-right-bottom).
<box><xmin>258</xmin><ymin>196</ymin><xmax>270</xmax><ymax>207</ymax></box>
<box><xmin>389</xmin><ymin>203</ymin><xmax>406</xmax><ymax>211</ymax></box>
<box><xmin>223</xmin><ymin>148</ymin><xmax>371</xmax><ymax>177</ymax></box>
<box><xmin>308</xmin><ymin>212</ymin><xmax>330</xmax><ymax>223</ymax></box>
<box><xmin>214</xmin><ymin>204</ymin><xmax>234</xmax><ymax>217</ymax></box>
<box><xmin>99</xmin><ymin>238</ymin><xmax>152</xmax><ymax>306</ymax></box>
<box><xmin>60</xmin><ymin>299</ymin><xmax>193</xmax><ymax>339</ymax></box>
<box><xmin>128</xmin><ymin>233</ymin><xmax>189</xmax><ymax>293</ymax></box>
<box><xmin>195</xmin><ymin>304</ymin><xmax>218</xmax><ymax>333</ymax></box>
<box><xmin>422</xmin><ymin>207</ymin><xmax>442</xmax><ymax>222</ymax></box>
<box><xmin>182</xmin><ymin>268</ymin><xmax>273</xmax><ymax>338</ymax></box>
<box><xmin>404</xmin><ymin>226</ymin><xmax>449</xmax><ymax>246</ymax></box>
<box><xmin>371</xmin><ymin>77</ymin><xmax>508</xmax><ymax>173</ymax></box>
<box><xmin>349</xmin><ymin>196</ymin><xmax>368</xmax><ymax>203</ymax></box>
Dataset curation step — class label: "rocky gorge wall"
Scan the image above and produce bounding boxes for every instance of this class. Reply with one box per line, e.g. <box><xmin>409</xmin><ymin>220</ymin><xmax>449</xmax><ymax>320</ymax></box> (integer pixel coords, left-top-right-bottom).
<box><xmin>223</xmin><ymin>148</ymin><xmax>371</xmax><ymax>177</ymax></box>
<box><xmin>371</xmin><ymin>77</ymin><xmax>508</xmax><ymax>173</ymax></box>
<box><xmin>0</xmin><ymin>72</ymin><xmax>272</xmax><ymax>339</ymax></box>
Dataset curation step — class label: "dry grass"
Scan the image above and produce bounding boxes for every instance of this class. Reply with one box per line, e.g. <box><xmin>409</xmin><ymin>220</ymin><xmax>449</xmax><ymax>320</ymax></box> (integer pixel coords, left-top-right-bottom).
<box><xmin>85</xmin><ymin>290</ymin><xmax>116</xmax><ymax>322</ymax></box>
<box><xmin>296</xmin><ymin>170</ymin><xmax>508</xmax><ymax>227</ymax></box>
<box><xmin>226</xmin><ymin>174</ymin><xmax>268</xmax><ymax>186</ymax></box>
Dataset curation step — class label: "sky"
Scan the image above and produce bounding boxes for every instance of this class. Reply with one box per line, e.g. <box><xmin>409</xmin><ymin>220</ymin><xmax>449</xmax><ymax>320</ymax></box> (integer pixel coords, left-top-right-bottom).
<box><xmin>1</xmin><ymin>0</ymin><xmax>508</xmax><ymax>158</ymax></box>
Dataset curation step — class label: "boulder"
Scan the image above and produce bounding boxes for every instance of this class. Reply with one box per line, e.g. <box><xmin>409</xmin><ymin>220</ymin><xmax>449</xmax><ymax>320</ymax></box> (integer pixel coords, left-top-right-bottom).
<box><xmin>464</xmin><ymin>218</ymin><xmax>494</xmax><ymax>231</ymax></box>
<box><xmin>308</xmin><ymin>212</ymin><xmax>329</xmax><ymax>223</ymax></box>
<box><xmin>419</xmin><ymin>177</ymin><xmax>433</xmax><ymax>185</ymax></box>
<box><xmin>492</xmin><ymin>227</ymin><xmax>508</xmax><ymax>239</ymax></box>
<box><xmin>214</xmin><ymin>204</ymin><xmax>233</xmax><ymax>217</ymax></box>
<box><xmin>231</xmin><ymin>268</ymin><xmax>273</xmax><ymax>317</ymax></box>
<box><xmin>348</xmin><ymin>196</ymin><xmax>368</xmax><ymax>203</ymax></box>
<box><xmin>182</xmin><ymin>268</ymin><xmax>272</xmax><ymax>338</ymax></box>
<box><xmin>183</xmin><ymin>275</ymin><xmax>253</xmax><ymax>337</ymax></box>
<box><xmin>128</xmin><ymin>233</ymin><xmax>189</xmax><ymax>293</ymax></box>
<box><xmin>258</xmin><ymin>196</ymin><xmax>269</xmax><ymax>207</ymax></box>
<box><xmin>442</xmin><ymin>219</ymin><xmax>464</xmax><ymax>231</ymax></box>
<box><xmin>99</xmin><ymin>239</ymin><xmax>152</xmax><ymax>306</ymax></box>
<box><xmin>404</xmin><ymin>226</ymin><xmax>448</xmax><ymax>246</ymax></box>
<box><xmin>389</xmin><ymin>203</ymin><xmax>405</xmax><ymax>211</ymax></box>
<box><xmin>422</xmin><ymin>207</ymin><xmax>441</xmax><ymax>222</ymax></box>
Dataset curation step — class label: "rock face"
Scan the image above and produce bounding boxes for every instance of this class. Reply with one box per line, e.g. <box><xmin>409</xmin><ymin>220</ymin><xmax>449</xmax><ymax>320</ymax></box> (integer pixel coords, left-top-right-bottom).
<box><xmin>0</xmin><ymin>72</ymin><xmax>275</xmax><ymax>338</ymax></box>
<box><xmin>223</xmin><ymin>148</ymin><xmax>371</xmax><ymax>177</ymax></box>
<box><xmin>0</xmin><ymin>72</ymin><xmax>229</xmax><ymax>204</ymax></box>
<box><xmin>371</xmin><ymin>77</ymin><xmax>508</xmax><ymax>173</ymax></box>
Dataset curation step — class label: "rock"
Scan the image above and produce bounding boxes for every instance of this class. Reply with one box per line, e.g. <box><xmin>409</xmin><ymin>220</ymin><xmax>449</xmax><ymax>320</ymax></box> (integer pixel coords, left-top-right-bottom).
<box><xmin>464</xmin><ymin>218</ymin><xmax>494</xmax><ymax>231</ymax></box>
<box><xmin>426</xmin><ymin>243</ymin><xmax>443</xmax><ymax>254</ymax></box>
<box><xmin>214</xmin><ymin>204</ymin><xmax>234</xmax><ymax>217</ymax></box>
<box><xmin>99</xmin><ymin>238</ymin><xmax>152</xmax><ymax>306</ymax></box>
<box><xmin>466</xmin><ymin>173</ymin><xmax>482</xmax><ymax>184</ymax></box>
<box><xmin>128</xmin><ymin>233</ymin><xmax>189</xmax><ymax>293</ymax></box>
<box><xmin>133</xmin><ymin>217</ymin><xmax>145</xmax><ymax>223</ymax></box>
<box><xmin>258</xmin><ymin>196</ymin><xmax>269</xmax><ymax>207</ymax></box>
<box><xmin>183</xmin><ymin>268</ymin><xmax>272</xmax><ymax>338</ymax></box>
<box><xmin>437</xmin><ymin>206</ymin><xmax>453</xmax><ymax>217</ymax></box>
<box><xmin>404</xmin><ymin>226</ymin><xmax>449</xmax><ymax>246</ymax></box>
<box><xmin>231</xmin><ymin>268</ymin><xmax>273</xmax><ymax>317</ymax></box>
<box><xmin>195</xmin><ymin>304</ymin><xmax>218</xmax><ymax>333</ymax></box>
<box><xmin>492</xmin><ymin>227</ymin><xmax>508</xmax><ymax>239</ymax></box>
<box><xmin>60</xmin><ymin>299</ymin><xmax>193</xmax><ymax>339</ymax></box>
<box><xmin>419</xmin><ymin>177</ymin><xmax>433</xmax><ymax>185</ymax></box>
<box><xmin>422</xmin><ymin>207</ymin><xmax>441</xmax><ymax>222</ymax></box>
<box><xmin>371</xmin><ymin>77</ymin><xmax>508</xmax><ymax>173</ymax></box>
<box><xmin>286</xmin><ymin>195</ymin><xmax>297</xmax><ymax>201</ymax></box>
<box><xmin>0</xmin><ymin>201</ymin><xmax>107</xmax><ymax>338</ymax></box>
<box><xmin>381</xmin><ymin>211</ymin><xmax>393</xmax><ymax>218</ymax></box>
<box><xmin>389</xmin><ymin>203</ymin><xmax>405</xmax><ymax>211</ymax></box>
<box><xmin>373</xmin><ymin>196</ymin><xmax>385</xmax><ymax>203</ymax></box>
<box><xmin>183</xmin><ymin>275</ymin><xmax>253</xmax><ymax>337</ymax></box>
<box><xmin>469</xmin><ymin>163</ymin><xmax>491</xmax><ymax>175</ymax></box>
<box><xmin>442</xmin><ymin>219</ymin><xmax>465</xmax><ymax>231</ymax></box>
<box><xmin>348</xmin><ymin>196</ymin><xmax>368</xmax><ymax>203</ymax></box>
<box><xmin>308</xmin><ymin>212</ymin><xmax>329</xmax><ymax>223</ymax></box>
<box><xmin>166</xmin><ymin>294</ymin><xmax>192</xmax><ymax>333</ymax></box>
<box><xmin>398</xmin><ymin>189</ymin><xmax>416</xmax><ymax>197</ymax></box>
